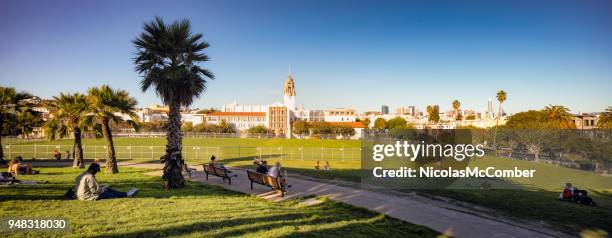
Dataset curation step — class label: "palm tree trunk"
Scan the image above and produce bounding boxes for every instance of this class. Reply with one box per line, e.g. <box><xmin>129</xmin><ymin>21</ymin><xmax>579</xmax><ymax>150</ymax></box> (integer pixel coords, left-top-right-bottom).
<box><xmin>72</xmin><ymin>127</ymin><xmax>85</xmax><ymax>168</ymax></box>
<box><xmin>492</xmin><ymin>102</ymin><xmax>503</xmax><ymax>155</ymax></box>
<box><xmin>102</xmin><ymin>120</ymin><xmax>119</xmax><ymax>174</ymax></box>
<box><xmin>162</xmin><ymin>102</ymin><xmax>185</xmax><ymax>189</ymax></box>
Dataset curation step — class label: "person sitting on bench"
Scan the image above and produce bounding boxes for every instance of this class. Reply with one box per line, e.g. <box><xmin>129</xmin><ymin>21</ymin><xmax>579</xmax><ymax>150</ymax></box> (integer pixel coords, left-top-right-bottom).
<box><xmin>75</xmin><ymin>163</ymin><xmax>138</xmax><ymax>200</ymax></box>
<box><xmin>256</xmin><ymin>160</ymin><xmax>269</xmax><ymax>174</ymax></box>
<box><xmin>209</xmin><ymin>156</ymin><xmax>232</xmax><ymax>173</ymax></box>
<box><xmin>267</xmin><ymin>161</ymin><xmax>290</xmax><ymax>188</ymax></box>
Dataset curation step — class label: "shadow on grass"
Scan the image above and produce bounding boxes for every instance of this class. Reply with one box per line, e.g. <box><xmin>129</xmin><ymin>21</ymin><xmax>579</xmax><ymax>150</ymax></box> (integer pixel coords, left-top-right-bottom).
<box><xmin>90</xmin><ymin>213</ymin><xmax>311</xmax><ymax>238</ymax></box>
<box><xmin>88</xmin><ymin>200</ymin><xmax>440</xmax><ymax>238</ymax></box>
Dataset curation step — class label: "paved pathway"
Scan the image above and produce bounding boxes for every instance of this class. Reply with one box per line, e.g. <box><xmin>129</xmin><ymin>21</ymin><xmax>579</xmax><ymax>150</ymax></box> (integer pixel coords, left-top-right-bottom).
<box><xmin>120</xmin><ymin>162</ymin><xmax>572</xmax><ymax>238</ymax></box>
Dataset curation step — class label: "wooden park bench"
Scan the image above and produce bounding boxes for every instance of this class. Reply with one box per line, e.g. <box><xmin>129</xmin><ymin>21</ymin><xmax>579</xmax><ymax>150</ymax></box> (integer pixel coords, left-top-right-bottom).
<box><xmin>246</xmin><ymin>170</ymin><xmax>286</xmax><ymax>197</ymax></box>
<box><xmin>203</xmin><ymin>165</ymin><xmax>233</xmax><ymax>185</ymax></box>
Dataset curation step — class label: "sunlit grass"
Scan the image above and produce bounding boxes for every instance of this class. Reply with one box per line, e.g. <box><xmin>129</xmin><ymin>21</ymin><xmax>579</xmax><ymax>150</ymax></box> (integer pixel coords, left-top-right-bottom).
<box><xmin>0</xmin><ymin>167</ymin><xmax>440</xmax><ymax>238</ymax></box>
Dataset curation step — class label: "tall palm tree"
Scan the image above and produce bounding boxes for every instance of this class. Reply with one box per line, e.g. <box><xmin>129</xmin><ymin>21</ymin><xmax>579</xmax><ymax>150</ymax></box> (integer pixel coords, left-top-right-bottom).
<box><xmin>85</xmin><ymin>85</ymin><xmax>138</xmax><ymax>174</ymax></box>
<box><xmin>542</xmin><ymin>104</ymin><xmax>575</xmax><ymax>128</ymax></box>
<box><xmin>597</xmin><ymin>106</ymin><xmax>612</xmax><ymax>128</ymax></box>
<box><xmin>45</xmin><ymin>93</ymin><xmax>88</xmax><ymax>168</ymax></box>
<box><xmin>492</xmin><ymin>90</ymin><xmax>507</xmax><ymax>153</ymax></box>
<box><xmin>496</xmin><ymin>90</ymin><xmax>507</xmax><ymax>120</ymax></box>
<box><xmin>133</xmin><ymin>17</ymin><xmax>214</xmax><ymax>188</ymax></box>
<box><xmin>0</xmin><ymin>86</ymin><xmax>32</xmax><ymax>163</ymax></box>
<box><xmin>452</xmin><ymin>99</ymin><xmax>461</xmax><ymax>120</ymax></box>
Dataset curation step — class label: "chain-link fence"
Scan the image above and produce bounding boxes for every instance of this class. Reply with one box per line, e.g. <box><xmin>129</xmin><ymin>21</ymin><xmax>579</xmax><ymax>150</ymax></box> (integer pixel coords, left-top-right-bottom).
<box><xmin>3</xmin><ymin>144</ymin><xmax>361</xmax><ymax>163</ymax></box>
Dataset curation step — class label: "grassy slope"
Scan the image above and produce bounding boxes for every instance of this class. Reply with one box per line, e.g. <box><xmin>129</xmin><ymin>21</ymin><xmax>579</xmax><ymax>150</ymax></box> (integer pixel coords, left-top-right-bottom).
<box><xmin>0</xmin><ymin>167</ymin><xmax>440</xmax><ymax>238</ymax></box>
<box><xmin>9</xmin><ymin>137</ymin><xmax>612</xmax><ymax>234</ymax></box>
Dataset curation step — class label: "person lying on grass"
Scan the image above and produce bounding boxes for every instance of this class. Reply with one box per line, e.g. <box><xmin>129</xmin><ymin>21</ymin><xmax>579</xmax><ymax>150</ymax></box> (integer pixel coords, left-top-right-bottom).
<box><xmin>75</xmin><ymin>163</ymin><xmax>138</xmax><ymax>201</ymax></box>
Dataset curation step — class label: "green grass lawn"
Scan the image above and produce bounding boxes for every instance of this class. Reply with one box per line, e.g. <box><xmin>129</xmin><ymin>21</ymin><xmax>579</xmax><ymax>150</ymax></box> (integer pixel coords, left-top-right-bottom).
<box><xmin>0</xmin><ymin>167</ymin><xmax>441</xmax><ymax>238</ymax></box>
<box><xmin>5</xmin><ymin>137</ymin><xmax>612</xmax><ymax>235</ymax></box>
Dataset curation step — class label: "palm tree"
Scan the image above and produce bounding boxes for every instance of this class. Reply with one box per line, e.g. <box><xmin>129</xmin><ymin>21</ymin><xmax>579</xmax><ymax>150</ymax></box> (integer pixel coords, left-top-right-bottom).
<box><xmin>85</xmin><ymin>85</ymin><xmax>138</xmax><ymax>174</ymax></box>
<box><xmin>597</xmin><ymin>106</ymin><xmax>612</xmax><ymax>128</ymax></box>
<box><xmin>133</xmin><ymin>17</ymin><xmax>214</xmax><ymax>188</ymax></box>
<box><xmin>0</xmin><ymin>86</ymin><xmax>32</xmax><ymax>163</ymax></box>
<box><xmin>542</xmin><ymin>104</ymin><xmax>575</xmax><ymax>128</ymax></box>
<box><xmin>496</xmin><ymin>90</ymin><xmax>507</xmax><ymax>120</ymax></box>
<box><xmin>45</xmin><ymin>93</ymin><xmax>88</xmax><ymax>168</ymax></box>
<box><xmin>14</xmin><ymin>107</ymin><xmax>43</xmax><ymax>138</ymax></box>
<box><xmin>492</xmin><ymin>90</ymin><xmax>507</xmax><ymax>153</ymax></box>
<box><xmin>452</xmin><ymin>99</ymin><xmax>461</xmax><ymax>120</ymax></box>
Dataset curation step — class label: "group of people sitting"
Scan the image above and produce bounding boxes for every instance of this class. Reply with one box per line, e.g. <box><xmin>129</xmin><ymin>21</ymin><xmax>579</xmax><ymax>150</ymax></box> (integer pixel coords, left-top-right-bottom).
<box><xmin>559</xmin><ymin>182</ymin><xmax>596</xmax><ymax>206</ymax></box>
<box><xmin>52</xmin><ymin>149</ymin><xmax>72</xmax><ymax>160</ymax></box>
<box><xmin>253</xmin><ymin>159</ymin><xmax>290</xmax><ymax>188</ymax></box>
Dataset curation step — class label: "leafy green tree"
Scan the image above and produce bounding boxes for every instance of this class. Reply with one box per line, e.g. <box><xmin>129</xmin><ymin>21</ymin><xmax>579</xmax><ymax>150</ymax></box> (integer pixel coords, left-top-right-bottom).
<box><xmin>387</xmin><ymin>117</ymin><xmax>407</xmax><ymax>130</ymax></box>
<box><xmin>218</xmin><ymin>119</ymin><xmax>235</xmax><ymax>133</ymax></box>
<box><xmin>84</xmin><ymin>85</ymin><xmax>138</xmax><ymax>174</ymax></box>
<box><xmin>310</xmin><ymin>121</ymin><xmax>333</xmax><ymax>135</ymax></box>
<box><xmin>133</xmin><ymin>17</ymin><xmax>214</xmax><ymax>188</ymax></box>
<box><xmin>44</xmin><ymin>93</ymin><xmax>88</xmax><ymax>168</ymax></box>
<box><xmin>247</xmin><ymin>125</ymin><xmax>270</xmax><ymax>134</ymax></box>
<box><xmin>426</xmin><ymin>105</ymin><xmax>440</xmax><ymax>122</ymax></box>
<box><xmin>597</xmin><ymin>106</ymin><xmax>612</xmax><ymax>128</ymax></box>
<box><xmin>139</xmin><ymin>121</ymin><xmax>167</xmax><ymax>131</ymax></box>
<box><xmin>505</xmin><ymin>110</ymin><xmax>546</xmax><ymax>128</ymax></box>
<box><xmin>292</xmin><ymin>120</ymin><xmax>310</xmax><ymax>137</ymax></box>
<box><xmin>181</xmin><ymin>122</ymin><xmax>194</xmax><ymax>132</ymax></box>
<box><xmin>0</xmin><ymin>86</ymin><xmax>32</xmax><ymax>163</ymax></box>
<box><xmin>332</xmin><ymin>125</ymin><xmax>355</xmax><ymax>138</ymax></box>
<box><xmin>373</xmin><ymin>118</ymin><xmax>388</xmax><ymax>131</ymax></box>
<box><xmin>360</xmin><ymin>117</ymin><xmax>371</xmax><ymax>129</ymax></box>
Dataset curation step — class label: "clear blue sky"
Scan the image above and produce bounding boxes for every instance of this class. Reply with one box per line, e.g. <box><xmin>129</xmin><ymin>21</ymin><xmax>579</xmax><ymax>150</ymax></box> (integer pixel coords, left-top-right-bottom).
<box><xmin>1</xmin><ymin>0</ymin><xmax>611</xmax><ymax>113</ymax></box>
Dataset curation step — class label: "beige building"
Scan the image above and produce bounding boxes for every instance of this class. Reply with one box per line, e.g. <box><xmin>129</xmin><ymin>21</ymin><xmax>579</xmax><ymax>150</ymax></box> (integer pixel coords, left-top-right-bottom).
<box><xmin>573</xmin><ymin>114</ymin><xmax>598</xmax><ymax>129</ymax></box>
<box><xmin>268</xmin><ymin>105</ymin><xmax>289</xmax><ymax>136</ymax></box>
<box><xmin>205</xmin><ymin>112</ymin><xmax>266</xmax><ymax>131</ymax></box>
<box><xmin>324</xmin><ymin>108</ymin><xmax>356</xmax><ymax>122</ymax></box>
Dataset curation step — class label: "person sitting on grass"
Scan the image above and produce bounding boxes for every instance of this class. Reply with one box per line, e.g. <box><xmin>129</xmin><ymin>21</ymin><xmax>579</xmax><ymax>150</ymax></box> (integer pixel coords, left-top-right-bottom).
<box><xmin>559</xmin><ymin>182</ymin><xmax>574</xmax><ymax>200</ymax></box>
<box><xmin>53</xmin><ymin>149</ymin><xmax>62</xmax><ymax>160</ymax></box>
<box><xmin>314</xmin><ymin>160</ymin><xmax>320</xmax><ymax>170</ymax></box>
<box><xmin>75</xmin><ymin>163</ymin><xmax>138</xmax><ymax>200</ymax></box>
<box><xmin>267</xmin><ymin>161</ymin><xmax>291</xmax><ymax>189</ymax></box>
<box><xmin>323</xmin><ymin>161</ymin><xmax>330</xmax><ymax>171</ymax></box>
<box><xmin>8</xmin><ymin>157</ymin><xmax>37</xmax><ymax>175</ymax></box>
<box><xmin>256</xmin><ymin>160</ymin><xmax>269</xmax><ymax>174</ymax></box>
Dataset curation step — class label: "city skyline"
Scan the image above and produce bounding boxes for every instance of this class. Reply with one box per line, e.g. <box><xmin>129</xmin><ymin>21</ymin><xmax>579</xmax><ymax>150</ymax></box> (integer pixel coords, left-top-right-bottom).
<box><xmin>1</xmin><ymin>0</ymin><xmax>611</xmax><ymax>113</ymax></box>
